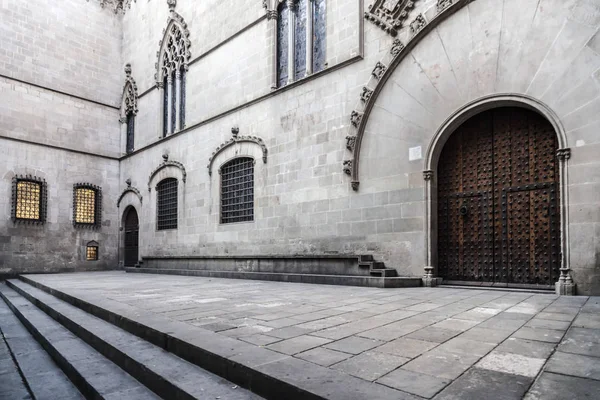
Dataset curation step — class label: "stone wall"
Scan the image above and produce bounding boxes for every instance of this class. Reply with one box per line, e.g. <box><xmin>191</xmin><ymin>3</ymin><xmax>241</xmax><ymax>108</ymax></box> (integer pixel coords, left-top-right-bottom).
<box><xmin>0</xmin><ymin>0</ymin><xmax>122</xmax><ymax>275</ymax></box>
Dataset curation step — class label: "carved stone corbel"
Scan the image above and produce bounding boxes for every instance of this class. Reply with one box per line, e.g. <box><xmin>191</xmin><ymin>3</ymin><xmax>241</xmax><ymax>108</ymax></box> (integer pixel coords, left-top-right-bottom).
<box><xmin>346</xmin><ymin>136</ymin><xmax>357</xmax><ymax>152</ymax></box>
<box><xmin>343</xmin><ymin>160</ymin><xmax>353</xmax><ymax>176</ymax></box>
<box><xmin>360</xmin><ymin>87</ymin><xmax>374</xmax><ymax>103</ymax></box>
<box><xmin>372</xmin><ymin>62</ymin><xmax>387</xmax><ymax>80</ymax></box>
<box><xmin>350</xmin><ymin>111</ymin><xmax>364</xmax><ymax>128</ymax></box>
<box><xmin>410</xmin><ymin>14</ymin><xmax>426</xmax><ymax>36</ymax></box>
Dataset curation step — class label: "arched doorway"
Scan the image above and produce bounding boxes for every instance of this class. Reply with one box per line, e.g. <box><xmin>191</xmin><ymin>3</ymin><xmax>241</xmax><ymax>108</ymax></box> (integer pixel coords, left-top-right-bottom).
<box><xmin>437</xmin><ymin>107</ymin><xmax>560</xmax><ymax>286</ymax></box>
<box><xmin>123</xmin><ymin>206</ymin><xmax>139</xmax><ymax>267</ymax></box>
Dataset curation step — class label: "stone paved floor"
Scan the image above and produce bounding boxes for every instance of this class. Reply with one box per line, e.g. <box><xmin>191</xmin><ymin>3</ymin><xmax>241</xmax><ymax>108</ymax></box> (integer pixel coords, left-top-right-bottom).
<box><xmin>19</xmin><ymin>272</ymin><xmax>600</xmax><ymax>399</ymax></box>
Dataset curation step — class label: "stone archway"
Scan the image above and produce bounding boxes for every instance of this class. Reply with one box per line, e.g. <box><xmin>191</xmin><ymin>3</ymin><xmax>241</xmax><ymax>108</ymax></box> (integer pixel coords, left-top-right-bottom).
<box><xmin>436</xmin><ymin>106</ymin><xmax>560</xmax><ymax>287</ymax></box>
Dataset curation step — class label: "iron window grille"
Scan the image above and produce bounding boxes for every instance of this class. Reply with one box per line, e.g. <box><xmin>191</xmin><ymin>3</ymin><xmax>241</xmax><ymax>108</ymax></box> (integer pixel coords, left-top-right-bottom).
<box><xmin>157</xmin><ymin>178</ymin><xmax>178</xmax><ymax>230</ymax></box>
<box><xmin>73</xmin><ymin>184</ymin><xmax>102</xmax><ymax>228</ymax></box>
<box><xmin>86</xmin><ymin>244</ymin><xmax>99</xmax><ymax>261</ymax></box>
<box><xmin>221</xmin><ymin>157</ymin><xmax>254</xmax><ymax>224</ymax></box>
<box><xmin>11</xmin><ymin>175</ymin><xmax>47</xmax><ymax>225</ymax></box>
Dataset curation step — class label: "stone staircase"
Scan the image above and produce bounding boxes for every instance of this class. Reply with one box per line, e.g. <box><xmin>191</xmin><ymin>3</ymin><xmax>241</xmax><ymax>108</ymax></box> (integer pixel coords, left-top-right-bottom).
<box><xmin>126</xmin><ymin>254</ymin><xmax>420</xmax><ymax>289</ymax></box>
<box><xmin>0</xmin><ymin>279</ymin><xmax>263</xmax><ymax>400</ymax></box>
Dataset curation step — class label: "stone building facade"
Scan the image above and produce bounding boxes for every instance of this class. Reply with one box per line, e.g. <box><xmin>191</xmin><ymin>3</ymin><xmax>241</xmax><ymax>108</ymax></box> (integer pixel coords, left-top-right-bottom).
<box><xmin>1</xmin><ymin>0</ymin><xmax>600</xmax><ymax>295</ymax></box>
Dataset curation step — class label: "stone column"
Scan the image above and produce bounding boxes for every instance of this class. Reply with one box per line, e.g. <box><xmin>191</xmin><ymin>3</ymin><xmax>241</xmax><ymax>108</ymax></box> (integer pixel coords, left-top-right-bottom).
<box><xmin>556</xmin><ymin>148</ymin><xmax>576</xmax><ymax>295</ymax></box>
<box><xmin>174</xmin><ymin>70</ymin><xmax>182</xmax><ymax>132</ymax></box>
<box><xmin>422</xmin><ymin>170</ymin><xmax>438</xmax><ymax>287</ymax></box>
<box><xmin>305</xmin><ymin>0</ymin><xmax>313</xmax><ymax>77</ymax></box>
<box><xmin>287</xmin><ymin>0</ymin><xmax>296</xmax><ymax>85</ymax></box>
<box><xmin>166</xmin><ymin>74</ymin><xmax>174</xmax><ymax>136</ymax></box>
<box><xmin>267</xmin><ymin>7</ymin><xmax>279</xmax><ymax>90</ymax></box>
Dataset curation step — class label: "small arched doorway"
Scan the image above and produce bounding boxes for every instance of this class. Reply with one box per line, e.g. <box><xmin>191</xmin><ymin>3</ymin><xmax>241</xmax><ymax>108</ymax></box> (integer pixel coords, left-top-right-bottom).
<box><xmin>123</xmin><ymin>206</ymin><xmax>139</xmax><ymax>267</ymax></box>
<box><xmin>437</xmin><ymin>107</ymin><xmax>560</xmax><ymax>286</ymax></box>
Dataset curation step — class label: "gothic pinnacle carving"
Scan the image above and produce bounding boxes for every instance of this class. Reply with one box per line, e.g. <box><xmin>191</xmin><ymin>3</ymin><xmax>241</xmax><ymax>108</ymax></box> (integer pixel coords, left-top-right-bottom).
<box><xmin>167</xmin><ymin>0</ymin><xmax>177</xmax><ymax>10</ymax></box>
<box><xmin>391</xmin><ymin>39</ymin><xmax>405</xmax><ymax>57</ymax></box>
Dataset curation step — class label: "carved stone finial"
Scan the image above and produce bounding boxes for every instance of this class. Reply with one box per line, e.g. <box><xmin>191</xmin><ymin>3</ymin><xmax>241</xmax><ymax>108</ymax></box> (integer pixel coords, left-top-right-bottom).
<box><xmin>372</xmin><ymin>62</ymin><xmax>387</xmax><ymax>80</ymax></box>
<box><xmin>346</xmin><ymin>136</ymin><xmax>357</xmax><ymax>152</ymax></box>
<box><xmin>423</xmin><ymin>170</ymin><xmax>434</xmax><ymax>181</ymax></box>
<box><xmin>360</xmin><ymin>87</ymin><xmax>374</xmax><ymax>103</ymax></box>
<box><xmin>410</xmin><ymin>14</ymin><xmax>427</xmax><ymax>36</ymax></box>
<box><xmin>343</xmin><ymin>160</ymin><xmax>353</xmax><ymax>176</ymax></box>
<box><xmin>162</xmin><ymin>153</ymin><xmax>169</xmax><ymax>161</ymax></box>
<box><xmin>390</xmin><ymin>39</ymin><xmax>405</xmax><ymax>57</ymax></box>
<box><xmin>126</xmin><ymin>178</ymin><xmax>132</xmax><ymax>187</ymax></box>
<box><xmin>350</xmin><ymin>111</ymin><xmax>364</xmax><ymax>128</ymax></box>
<box><xmin>124</xmin><ymin>63</ymin><xmax>132</xmax><ymax>76</ymax></box>
<box><xmin>167</xmin><ymin>0</ymin><xmax>176</xmax><ymax>10</ymax></box>
<box><xmin>232</xmin><ymin>126</ymin><xmax>240</xmax><ymax>138</ymax></box>
<box><xmin>437</xmin><ymin>0</ymin><xmax>454</xmax><ymax>13</ymax></box>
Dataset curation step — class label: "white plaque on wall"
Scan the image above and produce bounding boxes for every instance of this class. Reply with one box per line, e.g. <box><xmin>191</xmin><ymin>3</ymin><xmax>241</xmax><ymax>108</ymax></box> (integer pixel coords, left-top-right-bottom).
<box><xmin>409</xmin><ymin>146</ymin><xmax>422</xmax><ymax>161</ymax></box>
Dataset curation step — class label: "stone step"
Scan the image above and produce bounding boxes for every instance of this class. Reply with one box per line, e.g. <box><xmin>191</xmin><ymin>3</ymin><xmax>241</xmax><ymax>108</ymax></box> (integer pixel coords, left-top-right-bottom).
<box><xmin>125</xmin><ymin>267</ymin><xmax>415</xmax><ymax>288</ymax></box>
<box><xmin>4</xmin><ymin>279</ymin><xmax>262</xmax><ymax>400</ymax></box>
<box><xmin>0</xmin><ymin>283</ymin><xmax>161</xmax><ymax>400</ymax></box>
<box><xmin>18</xmin><ymin>274</ymin><xmax>416</xmax><ymax>400</ymax></box>
<box><xmin>0</xmin><ymin>295</ymin><xmax>84</xmax><ymax>400</ymax></box>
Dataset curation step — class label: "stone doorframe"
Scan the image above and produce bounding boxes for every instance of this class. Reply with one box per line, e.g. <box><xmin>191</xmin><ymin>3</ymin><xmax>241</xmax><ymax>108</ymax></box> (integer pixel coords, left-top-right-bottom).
<box><xmin>421</xmin><ymin>94</ymin><xmax>575</xmax><ymax>295</ymax></box>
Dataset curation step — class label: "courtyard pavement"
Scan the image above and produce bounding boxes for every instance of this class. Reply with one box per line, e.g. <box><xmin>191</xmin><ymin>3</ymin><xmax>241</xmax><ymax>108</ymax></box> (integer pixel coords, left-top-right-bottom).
<box><xmin>16</xmin><ymin>272</ymin><xmax>600</xmax><ymax>399</ymax></box>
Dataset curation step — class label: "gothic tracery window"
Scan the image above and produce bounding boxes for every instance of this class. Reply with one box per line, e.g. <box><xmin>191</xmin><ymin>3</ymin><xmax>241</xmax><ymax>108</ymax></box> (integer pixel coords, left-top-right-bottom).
<box><xmin>121</xmin><ymin>64</ymin><xmax>138</xmax><ymax>154</ymax></box>
<box><xmin>276</xmin><ymin>0</ymin><xmax>327</xmax><ymax>88</ymax></box>
<box><xmin>157</xmin><ymin>14</ymin><xmax>191</xmax><ymax>137</ymax></box>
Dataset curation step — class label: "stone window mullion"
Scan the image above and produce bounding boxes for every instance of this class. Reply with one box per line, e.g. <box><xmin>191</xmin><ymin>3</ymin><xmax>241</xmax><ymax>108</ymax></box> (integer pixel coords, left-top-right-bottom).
<box><xmin>286</xmin><ymin>0</ymin><xmax>296</xmax><ymax>85</ymax></box>
<box><xmin>166</xmin><ymin>74</ymin><xmax>174</xmax><ymax>136</ymax></box>
<box><xmin>305</xmin><ymin>0</ymin><xmax>314</xmax><ymax>77</ymax></box>
<box><xmin>174</xmin><ymin>70</ymin><xmax>182</xmax><ymax>132</ymax></box>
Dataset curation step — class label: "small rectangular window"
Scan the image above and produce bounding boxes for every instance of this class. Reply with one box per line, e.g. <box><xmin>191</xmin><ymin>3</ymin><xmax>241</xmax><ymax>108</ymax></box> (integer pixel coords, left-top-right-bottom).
<box><xmin>86</xmin><ymin>246</ymin><xmax>98</xmax><ymax>261</ymax></box>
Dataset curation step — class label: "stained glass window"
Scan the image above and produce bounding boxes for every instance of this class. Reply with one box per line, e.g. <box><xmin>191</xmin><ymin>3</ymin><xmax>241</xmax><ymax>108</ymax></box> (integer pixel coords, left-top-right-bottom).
<box><xmin>312</xmin><ymin>0</ymin><xmax>327</xmax><ymax>73</ymax></box>
<box><xmin>277</xmin><ymin>1</ymin><xmax>289</xmax><ymax>87</ymax></box>
<box><xmin>171</xmin><ymin>72</ymin><xmax>177</xmax><ymax>134</ymax></box>
<box><xmin>221</xmin><ymin>158</ymin><xmax>254</xmax><ymax>224</ymax></box>
<box><xmin>294</xmin><ymin>0</ymin><xmax>307</xmax><ymax>80</ymax></box>
<box><xmin>126</xmin><ymin>113</ymin><xmax>135</xmax><ymax>154</ymax></box>
<box><xmin>163</xmin><ymin>76</ymin><xmax>169</xmax><ymax>137</ymax></box>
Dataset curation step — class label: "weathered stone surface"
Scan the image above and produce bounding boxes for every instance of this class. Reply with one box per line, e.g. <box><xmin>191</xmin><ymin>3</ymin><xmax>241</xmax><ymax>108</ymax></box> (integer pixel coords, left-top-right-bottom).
<box><xmin>435</xmin><ymin>368</ymin><xmax>533</xmax><ymax>400</ymax></box>
<box><xmin>524</xmin><ymin>372</ymin><xmax>600</xmax><ymax>400</ymax></box>
<box><xmin>377</xmin><ymin>368</ymin><xmax>450</xmax><ymax>398</ymax></box>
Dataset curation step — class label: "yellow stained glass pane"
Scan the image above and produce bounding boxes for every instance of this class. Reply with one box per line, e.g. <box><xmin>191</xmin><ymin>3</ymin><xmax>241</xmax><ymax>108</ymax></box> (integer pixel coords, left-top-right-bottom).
<box><xmin>75</xmin><ymin>188</ymin><xmax>96</xmax><ymax>224</ymax></box>
<box><xmin>16</xmin><ymin>181</ymin><xmax>41</xmax><ymax>220</ymax></box>
<box><xmin>86</xmin><ymin>246</ymin><xmax>98</xmax><ymax>261</ymax></box>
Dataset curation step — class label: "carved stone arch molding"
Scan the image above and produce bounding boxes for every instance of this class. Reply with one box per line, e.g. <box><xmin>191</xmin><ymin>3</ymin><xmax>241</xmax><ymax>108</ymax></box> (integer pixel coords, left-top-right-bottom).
<box><xmin>207</xmin><ymin>128</ymin><xmax>268</xmax><ymax>176</ymax></box>
<box><xmin>117</xmin><ymin>179</ymin><xmax>143</xmax><ymax>208</ymax></box>
<box><xmin>154</xmin><ymin>3</ymin><xmax>191</xmax><ymax>85</ymax></box>
<box><xmin>344</xmin><ymin>0</ymin><xmax>466</xmax><ymax>191</ymax></box>
<box><xmin>120</xmin><ymin>63</ymin><xmax>139</xmax><ymax>122</ymax></box>
<box><xmin>148</xmin><ymin>154</ymin><xmax>187</xmax><ymax>192</ymax></box>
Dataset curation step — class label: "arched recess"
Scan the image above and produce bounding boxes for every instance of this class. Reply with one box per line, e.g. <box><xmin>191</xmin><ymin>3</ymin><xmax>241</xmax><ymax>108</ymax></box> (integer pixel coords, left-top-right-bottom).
<box><xmin>155</xmin><ymin>3</ymin><xmax>191</xmax><ymax>136</ymax></box>
<box><xmin>148</xmin><ymin>155</ymin><xmax>187</xmax><ymax>192</ymax></box>
<box><xmin>207</xmin><ymin>130</ymin><xmax>267</xmax><ymax>176</ymax></box>
<box><xmin>122</xmin><ymin>205</ymin><xmax>139</xmax><ymax>267</ymax></box>
<box><xmin>423</xmin><ymin>100</ymin><xmax>571</xmax><ymax>290</ymax></box>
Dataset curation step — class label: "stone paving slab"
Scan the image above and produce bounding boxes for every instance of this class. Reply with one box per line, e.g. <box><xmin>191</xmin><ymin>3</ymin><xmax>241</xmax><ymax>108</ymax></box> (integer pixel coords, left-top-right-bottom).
<box><xmin>13</xmin><ymin>272</ymin><xmax>600</xmax><ymax>400</ymax></box>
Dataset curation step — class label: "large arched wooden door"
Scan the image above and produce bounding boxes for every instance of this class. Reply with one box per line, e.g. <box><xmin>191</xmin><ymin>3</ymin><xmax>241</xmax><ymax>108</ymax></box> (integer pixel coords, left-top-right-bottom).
<box><xmin>437</xmin><ymin>107</ymin><xmax>560</xmax><ymax>286</ymax></box>
<box><xmin>123</xmin><ymin>207</ymin><xmax>139</xmax><ymax>267</ymax></box>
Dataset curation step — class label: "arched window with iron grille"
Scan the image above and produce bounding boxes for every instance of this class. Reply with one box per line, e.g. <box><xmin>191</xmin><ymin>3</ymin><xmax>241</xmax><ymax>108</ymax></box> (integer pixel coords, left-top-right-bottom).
<box><xmin>220</xmin><ymin>158</ymin><xmax>254</xmax><ymax>224</ymax></box>
<box><xmin>156</xmin><ymin>178</ymin><xmax>178</xmax><ymax>230</ymax></box>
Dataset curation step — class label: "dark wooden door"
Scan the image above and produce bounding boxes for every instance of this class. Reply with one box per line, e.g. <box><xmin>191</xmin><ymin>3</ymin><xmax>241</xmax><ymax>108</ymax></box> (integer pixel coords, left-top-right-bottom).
<box><xmin>124</xmin><ymin>207</ymin><xmax>139</xmax><ymax>267</ymax></box>
<box><xmin>437</xmin><ymin>108</ymin><xmax>560</xmax><ymax>285</ymax></box>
